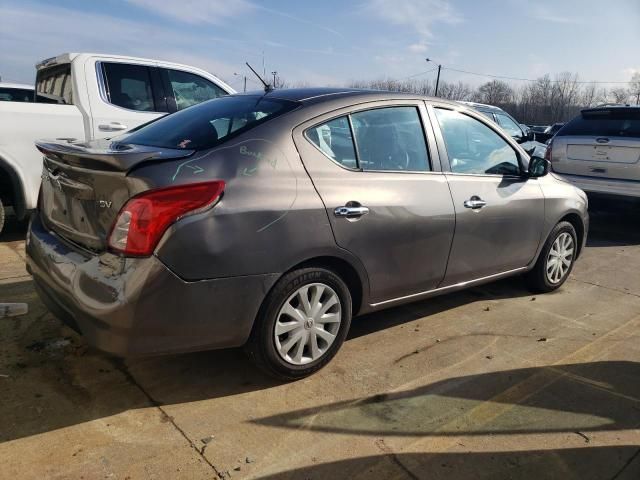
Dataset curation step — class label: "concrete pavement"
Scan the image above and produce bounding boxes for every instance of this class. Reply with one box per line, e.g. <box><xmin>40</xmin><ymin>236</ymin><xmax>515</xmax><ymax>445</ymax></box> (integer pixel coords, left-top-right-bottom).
<box><xmin>1</xmin><ymin>200</ymin><xmax>639</xmax><ymax>479</ymax></box>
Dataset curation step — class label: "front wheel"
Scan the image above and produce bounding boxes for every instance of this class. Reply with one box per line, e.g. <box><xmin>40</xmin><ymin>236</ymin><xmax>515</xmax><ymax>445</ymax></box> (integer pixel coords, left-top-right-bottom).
<box><xmin>526</xmin><ymin>221</ymin><xmax>578</xmax><ymax>292</ymax></box>
<box><xmin>245</xmin><ymin>267</ymin><xmax>352</xmax><ymax>380</ymax></box>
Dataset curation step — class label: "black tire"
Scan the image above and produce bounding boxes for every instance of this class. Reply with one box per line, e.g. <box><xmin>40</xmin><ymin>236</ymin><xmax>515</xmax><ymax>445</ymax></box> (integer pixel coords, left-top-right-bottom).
<box><xmin>0</xmin><ymin>197</ymin><xmax>5</xmax><ymax>237</ymax></box>
<box><xmin>245</xmin><ymin>267</ymin><xmax>352</xmax><ymax>381</ymax></box>
<box><xmin>526</xmin><ymin>221</ymin><xmax>578</xmax><ymax>293</ymax></box>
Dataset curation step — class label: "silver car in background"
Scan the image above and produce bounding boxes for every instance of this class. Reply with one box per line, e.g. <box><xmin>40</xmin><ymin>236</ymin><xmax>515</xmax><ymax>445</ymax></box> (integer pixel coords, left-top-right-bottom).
<box><xmin>26</xmin><ymin>89</ymin><xmax>588</xmax><ymax>380</ymax></box>
<box><xmin>548</xmin><ymin>106</ymin><xmax>640</xmax><ymax>198</ymax></box>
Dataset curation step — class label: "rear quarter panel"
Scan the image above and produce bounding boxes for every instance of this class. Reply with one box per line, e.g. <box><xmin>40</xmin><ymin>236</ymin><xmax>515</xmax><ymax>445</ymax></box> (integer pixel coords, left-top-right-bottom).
<box><xmin>132</xmin><ymin>118</ymin><xmax>350</xmax><ymax>282</ymax></box>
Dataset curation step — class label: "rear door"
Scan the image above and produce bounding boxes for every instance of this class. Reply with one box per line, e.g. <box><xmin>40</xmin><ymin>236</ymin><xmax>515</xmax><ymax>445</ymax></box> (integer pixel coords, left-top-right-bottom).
<box><xmin>89</xmin><ymin>60</ymin><xmax>167</xmax><ymax>139</ymax></box>
<box><xmin>429</xmin><ymin>104</ymin><xmax>544</xmax><ymax>286</ymax></box>
<box><xmin>293</xmin><ymin>101</ymin><xmax>456</xmax><ymax>304</ymax></box>
<box><xmin>551</xmin><ymin>108</ymin><xmax>640</xmax><ymax>181</ymax></box>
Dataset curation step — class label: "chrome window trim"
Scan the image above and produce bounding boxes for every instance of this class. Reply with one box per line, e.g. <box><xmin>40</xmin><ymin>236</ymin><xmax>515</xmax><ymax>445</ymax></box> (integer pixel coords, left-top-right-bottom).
<box><xmin>303</xmin><ymin>104</ymin><xmax>435</xmax><ymax>174</ymax></box>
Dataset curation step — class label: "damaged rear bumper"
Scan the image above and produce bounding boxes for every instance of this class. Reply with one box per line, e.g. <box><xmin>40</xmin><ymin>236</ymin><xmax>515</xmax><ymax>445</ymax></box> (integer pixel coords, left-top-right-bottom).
<box><xmin>26</xmin><ymin>213</ymin><xmax>278</xmax><ymax>357</ymax></box>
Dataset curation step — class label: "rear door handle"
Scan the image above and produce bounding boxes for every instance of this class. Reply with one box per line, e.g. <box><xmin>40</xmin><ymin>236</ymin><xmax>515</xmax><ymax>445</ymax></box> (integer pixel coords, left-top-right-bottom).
<box><xmin>463</xmin><ymin>196</ymin><xmax>487</xmax><ymax>210</ymax></box>
<box><xmin>334</xmin><ymin>204</ymin><xmax>370</xmax><ymax>218</ymax></box>
<box><xmin>98</xmin><ymin>122</ymin><xmax>128</xmax><ymax>132</ymax></box>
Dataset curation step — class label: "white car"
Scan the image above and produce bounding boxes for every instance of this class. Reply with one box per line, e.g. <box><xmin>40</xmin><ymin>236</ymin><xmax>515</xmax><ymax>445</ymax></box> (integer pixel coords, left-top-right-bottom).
<box><xmin>548</xmin><ymin>106</ymin><xmax>640</xmax><ymax>199</ymax></box>
<box><xmin>0</xmin><ymin>53</ymin><xmax>235</xmax><ymax>234</ymax></box>
<box><xmin>0</xmin><ymin>82</ymin><xmax>34</xmax><ymax>103</ymax></box>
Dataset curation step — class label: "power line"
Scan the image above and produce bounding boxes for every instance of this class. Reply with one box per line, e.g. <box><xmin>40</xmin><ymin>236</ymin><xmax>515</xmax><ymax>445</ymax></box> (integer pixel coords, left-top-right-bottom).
<box><xmin>441</xmin><ymin>66</ymin><xmax>634</xmax><ymax>84</ymax></box>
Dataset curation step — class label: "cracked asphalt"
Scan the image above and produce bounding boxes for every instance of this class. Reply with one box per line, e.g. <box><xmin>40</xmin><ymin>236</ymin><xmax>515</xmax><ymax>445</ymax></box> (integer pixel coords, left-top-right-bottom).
<box><xmin>1</xmin><ymin>198</ymin><xmax>639</xmax><ymax>479</ymax></box>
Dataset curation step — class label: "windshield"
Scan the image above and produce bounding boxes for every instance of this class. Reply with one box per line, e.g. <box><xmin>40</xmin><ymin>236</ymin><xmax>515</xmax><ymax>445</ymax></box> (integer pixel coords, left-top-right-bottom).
<box><xmin>119</xmin><ymin>95</ymin><xmax>299</xmax><ymax>150</ymax></box>
<box><xmin>558</xmin><ymin>110</ymin><xmax>640</xmax><ymax>138</ymax></box>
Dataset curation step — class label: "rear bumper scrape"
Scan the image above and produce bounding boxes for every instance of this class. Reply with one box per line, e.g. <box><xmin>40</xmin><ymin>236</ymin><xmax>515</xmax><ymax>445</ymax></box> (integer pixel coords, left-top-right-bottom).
<box><xmin>26</xmin><ymin>214</ymin><xmax>278</xmax><ymax>356</ymax></box>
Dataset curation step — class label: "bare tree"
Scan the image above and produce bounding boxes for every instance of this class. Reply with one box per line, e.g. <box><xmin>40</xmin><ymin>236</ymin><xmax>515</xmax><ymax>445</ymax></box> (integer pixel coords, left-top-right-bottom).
<box><xmin>473</xmin><ymin>80</ymin><xmax>513</xmax><ymax>105</ymax></box>
<box><xmin>610</xmin><ymin>87</ymin><xmax>630</xmax><ymax>104</ymax></box>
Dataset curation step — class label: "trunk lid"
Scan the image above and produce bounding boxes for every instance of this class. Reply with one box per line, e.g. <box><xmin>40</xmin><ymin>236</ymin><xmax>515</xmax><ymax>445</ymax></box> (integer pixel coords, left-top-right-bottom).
<box><xmin>37</xmin><ymin>139</ymin><xmax>194</xmax><ymax>251</ymax></box>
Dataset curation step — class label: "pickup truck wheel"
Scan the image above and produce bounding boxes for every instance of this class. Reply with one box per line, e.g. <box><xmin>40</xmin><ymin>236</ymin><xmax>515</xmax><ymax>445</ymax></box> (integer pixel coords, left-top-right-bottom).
<box><xmin>245</xmin><ymin>267</ymin><xmax>352</xmax><ymax>381</ymax></box>
<box><xmin>526</xmin><ymin>221</ymin><xmax>577</xmax><ymax>293</ymax></box>
<box><xmin>0</xmin><ymin>198</ymin><xmax>5</xmax><ymax>236</ymax></box>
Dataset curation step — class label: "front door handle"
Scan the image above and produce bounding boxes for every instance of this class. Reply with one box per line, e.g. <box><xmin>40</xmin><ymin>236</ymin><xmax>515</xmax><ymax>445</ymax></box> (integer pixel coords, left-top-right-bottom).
<box><xmin>334</xmin><ymin>203</ymin><xmax>370</xmax><ymax>218</ymax></box>
<box><xmin>463</xmin><ymin>196</ymin><xmax>487</xmax><ymax>210</ymax></box>
<box><xmin>98</xmin><ymin>122</ymin><xmax>128</xmax><ymax>132</ymax></box>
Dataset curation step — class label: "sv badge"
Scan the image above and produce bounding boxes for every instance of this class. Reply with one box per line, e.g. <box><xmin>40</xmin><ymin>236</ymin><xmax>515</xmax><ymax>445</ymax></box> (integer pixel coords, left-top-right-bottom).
<box><xmin>98</xmin><ymin>200</ymin><xmax>113</xmax><ymax>208</ymax></box>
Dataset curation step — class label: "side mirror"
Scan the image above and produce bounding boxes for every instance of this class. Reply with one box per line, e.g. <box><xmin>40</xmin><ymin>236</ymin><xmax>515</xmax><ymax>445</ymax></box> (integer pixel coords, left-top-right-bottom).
<box><xmin>528</xmin><ymin>155</ymin><xmax>549</xmax><ymax>178</ymax></box>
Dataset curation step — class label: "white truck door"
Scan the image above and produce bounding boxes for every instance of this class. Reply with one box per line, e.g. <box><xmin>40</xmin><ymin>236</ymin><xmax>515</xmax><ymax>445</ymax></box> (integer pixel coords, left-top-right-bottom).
<box><xmin>85</xmin><ymin>57</ymin><xmax>166</xmax><ymax>140</ymax></box>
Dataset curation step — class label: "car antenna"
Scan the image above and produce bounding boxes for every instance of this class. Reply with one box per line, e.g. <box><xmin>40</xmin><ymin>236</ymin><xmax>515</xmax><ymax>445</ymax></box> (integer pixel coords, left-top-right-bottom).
<box><xmin>246</xmin><ymin>62</ymin><xmax>272</xmax><ymax>93</ymax></box>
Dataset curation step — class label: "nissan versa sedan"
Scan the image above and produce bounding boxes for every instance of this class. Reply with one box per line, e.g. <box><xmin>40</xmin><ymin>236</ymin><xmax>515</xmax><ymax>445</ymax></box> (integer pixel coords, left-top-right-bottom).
<box><xmin>26</xmin><ymin>88</ymin><xmax>588</xmax><ymax>379</ymax></box>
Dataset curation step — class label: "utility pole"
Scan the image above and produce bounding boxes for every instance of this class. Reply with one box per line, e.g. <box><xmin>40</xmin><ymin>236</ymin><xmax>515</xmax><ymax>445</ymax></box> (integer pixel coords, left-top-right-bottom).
<box><xmin>272</xmin><ymin>71</ymin><xmax>278</xmax><ymax>89</ymax></box>
<box><xmin>234</xmin><ymin>72</ymin><xmax>247</xmax><ymax>92</ymax></box>
<box><xmin>426</xmin><ymin>58</ymin><xmax>442</xmax><ymax>97</ymax></box>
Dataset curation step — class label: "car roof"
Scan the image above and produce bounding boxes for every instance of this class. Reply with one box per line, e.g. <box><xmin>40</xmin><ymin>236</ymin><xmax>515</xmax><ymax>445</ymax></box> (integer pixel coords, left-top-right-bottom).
<box><xmin>582</xmin><ymin>105</ymin><xmax>640</xmax><ymax>114</ymax></box>
<box><xmin>237</xmin><ymin>87</ymin><xmax>458</xmax><ymax>106</ymax></box>
<box><xmin>0</xmin><ymin>82</ymin><xmax>33</xmax><ymax>90</ymax></box>
<box><xmin>458</xmin><ymin>100</ymin><xmax>505</xmax><ymax>113</ymax></box>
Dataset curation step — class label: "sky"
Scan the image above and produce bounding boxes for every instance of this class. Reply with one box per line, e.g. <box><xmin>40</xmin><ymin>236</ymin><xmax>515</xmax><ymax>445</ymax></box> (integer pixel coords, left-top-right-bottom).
<box><xmin>1</xmin><ymin>0</ymin><xmax>639</xmax><ymax>92</ymax></box>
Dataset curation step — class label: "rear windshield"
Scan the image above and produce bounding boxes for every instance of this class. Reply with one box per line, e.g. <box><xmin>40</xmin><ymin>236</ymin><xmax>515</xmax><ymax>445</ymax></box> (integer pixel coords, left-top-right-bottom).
<box><xmin>558</xmin><ymin>110</ymin><xmax>640</xmax><ymax>138</ymax></box>
<box><xmin>35</xmin><ymin>64</ymin><xmax>73</xmax><ymax>105</ymax></box>
<box><xmin>119</xmin><ymin>95</ymin><xmax>299</xmax><ymax>150</ymax></box>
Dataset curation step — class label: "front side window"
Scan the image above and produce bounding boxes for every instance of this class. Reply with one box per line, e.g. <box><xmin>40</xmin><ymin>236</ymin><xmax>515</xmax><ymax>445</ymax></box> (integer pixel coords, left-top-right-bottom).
<box><xmin>495</xmin><ymin>112</ymin><xmax>523</xmax><ymax>138</ymax></box>
<box><xmin>435</xmin><ymin>108</ymin><xmax>520</xmax><ymax>176</ymax></box>
<box><xmin>102</xmin><ymin>63</ymin><xmax>156</xmax><ymax>112</ymax></box>
<box><xmin>306</xmin><ymin>116</ymin><xmax>357</xmax><ymax>169</ymax></box>
<box><xmin>35</xmin><ymin>64</ymin><xmax>73</xmax><ymax>104</ymax></box>
<box><xmin>167</xmin><ymin>69</ymin><xmax>228</xmax><ymax>110</ymax></box>
<box><xmin>306</xmin><ymin>106</ymin><xmax>430</xmax><ymax>172</ymax></box>
<box><xmin>119</xmin><ymin>95</ymin><xmax>299</xmax><ymax>150</ymax></box>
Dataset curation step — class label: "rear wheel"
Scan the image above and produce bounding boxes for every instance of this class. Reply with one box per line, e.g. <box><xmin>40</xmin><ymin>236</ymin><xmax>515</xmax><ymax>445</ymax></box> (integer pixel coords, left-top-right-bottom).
<box><xmin>245</xmin><ymin>267</ymin><xmax>352</xmax><ymax>380</ymax></box>
<box><xmin>526</xmin><ymin>221</ymin><xmax>577</xmax><ymax>292</ymax></box>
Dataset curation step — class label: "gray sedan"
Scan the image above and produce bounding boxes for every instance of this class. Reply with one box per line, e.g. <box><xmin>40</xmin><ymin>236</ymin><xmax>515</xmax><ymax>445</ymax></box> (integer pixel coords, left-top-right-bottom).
<box><xmin>26</xmin><ymin>88</ymin><xmax>588</xmax><ymax>379</ymax></box>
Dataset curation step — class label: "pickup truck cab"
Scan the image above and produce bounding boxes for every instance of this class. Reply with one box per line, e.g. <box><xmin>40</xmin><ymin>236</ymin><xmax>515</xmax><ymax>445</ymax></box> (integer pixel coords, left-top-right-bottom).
<box><xmin>0</xmin><ymin>53</ymin><xmax>235</xmax><ymax>234</ymax></box>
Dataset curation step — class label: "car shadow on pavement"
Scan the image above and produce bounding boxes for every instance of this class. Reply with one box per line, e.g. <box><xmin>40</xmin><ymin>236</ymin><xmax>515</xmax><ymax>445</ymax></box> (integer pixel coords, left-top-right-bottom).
<box><xmin>586</xmin><ymin>196</ymin><xmax>640</xmax><ymax>247</ymax></box>
<box><xmin>255</xmin><ymin>446</ymin><xmax>640</xmax><ymax>480</ymax></box>
<box><xmin>252</xmin><ymin>361</ymin><xmax>640</xmax><ymax>437</ymax></box>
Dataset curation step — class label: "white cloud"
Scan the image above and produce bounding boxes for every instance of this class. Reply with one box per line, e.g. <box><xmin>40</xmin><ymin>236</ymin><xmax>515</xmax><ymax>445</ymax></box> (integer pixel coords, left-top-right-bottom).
<box><xmin>366</xmin><ymin>0</ymin><xmax>462</xmax><ymax>40</ymax></box>
<box><xmin>529</xmin><ymin>4</ymin><xmax>581</xmax><ymax>24</ymax></box>
<box><xmin>0</xmin><ymin>3</ymin><xmax>241</xmax><ymax>83</ymax></box>
<box><xmin>408</xmin><ymin>43</ymin><xmax>428</xmax><ymax>53</ymax></box>
<box><xmin>125</xmin><ymin>0</ymin><xmax>254</xmax><ymax>24</ymax></box>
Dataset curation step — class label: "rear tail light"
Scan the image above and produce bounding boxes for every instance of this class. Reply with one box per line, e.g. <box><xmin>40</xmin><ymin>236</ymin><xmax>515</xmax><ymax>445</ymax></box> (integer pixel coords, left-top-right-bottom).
<box><xmin>108</xmin><ymin>181</ymin><xmax>225</xmax><ymax>256</ymax></box>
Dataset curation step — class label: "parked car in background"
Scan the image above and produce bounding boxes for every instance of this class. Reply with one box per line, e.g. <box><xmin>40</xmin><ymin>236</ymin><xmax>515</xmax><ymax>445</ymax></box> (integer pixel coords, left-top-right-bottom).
<box><xmin>529</xmin><ymin>125</ymin><xmax>550</xmax><ymax>134</ymax></box>
<box><xmin>0</xmin><ymin>53</ymin><xmax>234</xmax><ymax>235</ymax></box>
<box><xmin>0</xmin><ymin>82</ymin><xmax>34</xmax><ymax>102</ymax></box>
<box><xmin>548</xmin><ymin>106</ymin><xmax>640</xmax><ymax>199</ymax></box>
<box><xmin>536</xmin><ymin>123</ymin><xmax>565</xmax><ymax>143</ymax></box>
<box><xmin>460</xmin><ymin>101</ymin><xmax>547</xmax><ymax>157</ymax></box>
<box><xmin>27</xmin><ymin>89</ymin><xmax>588</xmax><ymax>379</ymax></box>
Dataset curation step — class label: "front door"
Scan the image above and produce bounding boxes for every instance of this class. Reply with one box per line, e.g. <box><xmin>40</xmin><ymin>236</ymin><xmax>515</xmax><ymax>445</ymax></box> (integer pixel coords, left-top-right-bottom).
<box><xmin>293</xmin><ymin>102</ymin><xmax>456</xmax><ymax>304</ymax></box>
<box><xmin>430</xmin><ymin>105</ymin><xmax>545</xmax><ymax>286</ymax></box>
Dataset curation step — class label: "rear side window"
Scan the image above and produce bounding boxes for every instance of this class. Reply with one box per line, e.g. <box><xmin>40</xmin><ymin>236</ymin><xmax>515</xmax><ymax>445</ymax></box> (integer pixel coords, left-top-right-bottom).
<box><xmin>119</xmin><ymin>95</ymin><xmax>299</xmax><ymax>150</ymax></box>
<box><xmin>306</xmin><ymin>116</ymin><xmax>357</xmax><ymax>169</ymax></box>
<box><xmin>306</xmin><ymin>106</ymin><xmax>431</xmax><ymax>172</ymax></box>
<box><xmin>559</xmin><ymin>110</ymin><xmax>640</xmax><ymax>138</ymax></box>
<box><xmin>166</xmin><ymin>69</ymin><xmax>228</xmax><ymax>110</ymax></box>
<box><xmin>35</xmin><ymin>64</ymin><xmax>73</xmax><ymax>104</ymax></box>
<box><xmin>102</xmin><ymin>63</ymin><xmax>156</xmax><ymax>112</ymax></box>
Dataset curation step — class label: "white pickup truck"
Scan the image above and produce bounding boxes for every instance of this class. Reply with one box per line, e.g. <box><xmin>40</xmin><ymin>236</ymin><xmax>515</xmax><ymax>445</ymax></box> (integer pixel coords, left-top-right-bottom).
<box><xmin>0</xmin><ymin>53</ymin><xmax>235</xmax><ymax>234</ymax></box>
